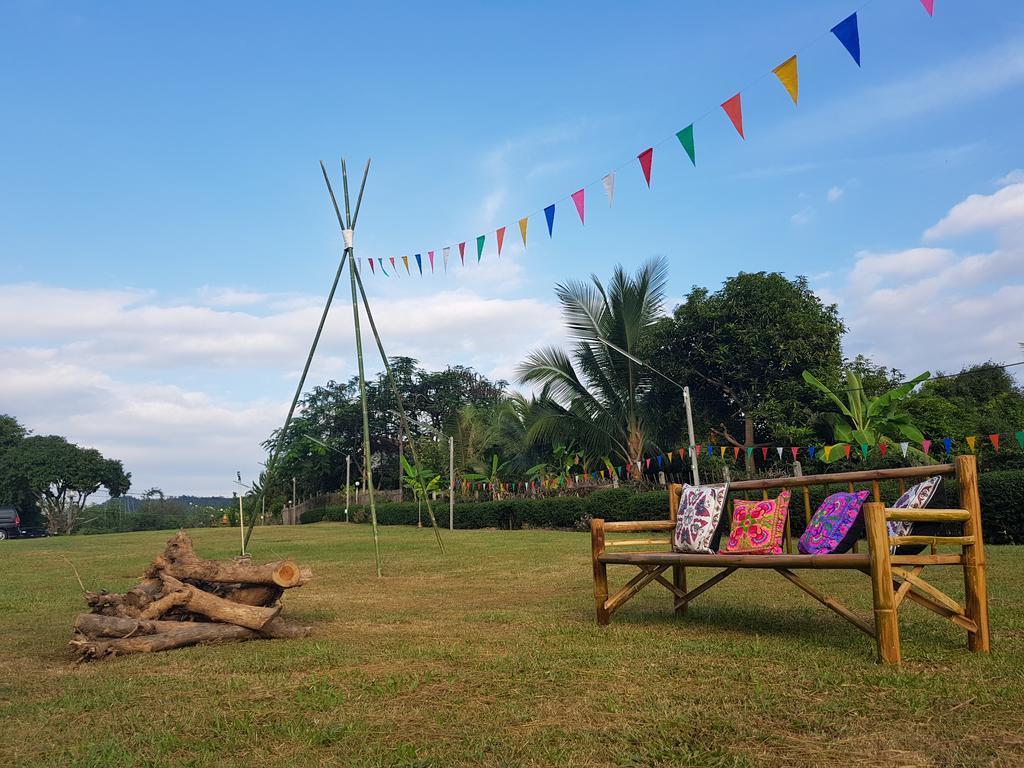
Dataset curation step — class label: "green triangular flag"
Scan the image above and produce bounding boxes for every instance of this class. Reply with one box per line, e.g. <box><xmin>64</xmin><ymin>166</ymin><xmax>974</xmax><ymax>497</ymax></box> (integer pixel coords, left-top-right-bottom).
<box><xmin>860</xmin><ymin>443</ymin><xmax>868</xmax><ymax>459</ymax></box>
<box><xmin>1017</xmin><ymin>431</ymin><xmax>1024</xmax><ymax>450</ymax></box>
<box><xmin>676</xmin><ymin>124</ymin><xmax>696</xmax><ymax>166</ymax></box>
<box><xmin>746</xmin><ymin>446</ymin><xmax>753</xmax><ymax>458</ymax></box>
<box><xmin>476</xmin><ymin>234</ymin><xmax>485</xmax><ymax>262</ymax></box>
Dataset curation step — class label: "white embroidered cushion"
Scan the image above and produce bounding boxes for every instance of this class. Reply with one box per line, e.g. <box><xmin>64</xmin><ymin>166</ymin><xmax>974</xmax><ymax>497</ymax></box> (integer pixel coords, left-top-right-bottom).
<box><xmin>673</xmin><ymin>483</ymin><xmax>729</xmax><ymax>554</ymax></box>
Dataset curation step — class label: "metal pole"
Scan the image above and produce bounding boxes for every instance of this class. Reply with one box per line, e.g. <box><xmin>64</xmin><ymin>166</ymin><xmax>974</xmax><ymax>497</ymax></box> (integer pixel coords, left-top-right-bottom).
<box><xmin>449</xmin><ymin>435</ymin><xmax>455</xmax><ymax>531</ymax></box>
<box><xmin>683</xmin><ymin>386</ymin><xmax>701</xmax><ymax>485</ymax></box>
<box><xmin>345</xmin><ymin>454</ymin><xmax>351</xmax><ymax>522</ymax></box>
<box><xmin>291</xmin><ymin>476</ymin><xmax>296</xmax><ymax>507</ymax></box>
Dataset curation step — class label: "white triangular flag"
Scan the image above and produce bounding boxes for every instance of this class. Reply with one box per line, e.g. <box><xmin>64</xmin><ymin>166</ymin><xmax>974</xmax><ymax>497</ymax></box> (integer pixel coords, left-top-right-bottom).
<box><xmin>603</xmin><ymin>172</ymin><xmax>615</xmax><ymax>206</ymax></box>
<box><xmin>443</xmin><ymin>246</ymin><xmax>450</xmax><ymax>272</ymax></box>
<box><xmin>899</xmin><ymin>441</ymin><xmax>909</xmax><ymax>458</ymax></box>
<box><xmin>776</xmin><ymin>446</ymin><xmax>783</xmax><ymax>459</ymax></box>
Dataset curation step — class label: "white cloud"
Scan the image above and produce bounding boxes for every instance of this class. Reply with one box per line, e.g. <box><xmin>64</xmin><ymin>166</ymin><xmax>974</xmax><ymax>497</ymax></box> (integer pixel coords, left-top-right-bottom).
<box><xmin>996</xmin><ymin>170</ymin><xmax>1024</xmax><ymax>186</ymax></box>
<box><xmin>790</xmin><ymin>207</ymin><xmax>814</xmax><ymax>226</ymax></box>
<box><xmin>822</xmin><ymin>175</ymin><xmax>1024</xmax><ymax>378</ymax></box>
<box><xmin>826</xmin><ymin>186</ymin><xmax>844</xmax><ymax>203</ymax></box>
<box><xmin>924</xmin><ymin>181</ymin><xmax>1024</xmax><ymax>241</ymax></box>
<box><xmin>0</xmin><ymin>282</ymin><xmax>561</xmax><ymax>495</ymax></box>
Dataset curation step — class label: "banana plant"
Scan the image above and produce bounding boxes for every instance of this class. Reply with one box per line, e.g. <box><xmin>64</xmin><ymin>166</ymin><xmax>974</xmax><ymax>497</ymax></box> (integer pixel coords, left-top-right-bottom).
<box><xmin>464</xmin><ymin>454</ymin><xmax>512</xmax><ymax>498</ymax></box>
<box><xmin>802</xmin><ymin>369</ymin><xmax>929</xmax><ymax>461</ymax></box>
<box><xmin>400</xmin><ymin>455</ymin><xmax>441</xmax><ymax>527</ymax></box>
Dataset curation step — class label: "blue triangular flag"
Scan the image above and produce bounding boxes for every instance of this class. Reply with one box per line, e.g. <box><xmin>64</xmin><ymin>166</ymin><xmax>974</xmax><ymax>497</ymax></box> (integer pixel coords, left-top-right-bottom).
<box><xmin>809</xmin><ymin>446</ymin><xmax>816</xmax><ymax>458</ymax></box>
<box><xmin>657</xmin><ymin>455</ymin><xmax>663</xmax><ymax>468</ymax></box>
<box><xmin>707</xmin><ymin>445</ymin><xmax>713</xmax><ymax>456</ymax></box>
<box><xmin>831</xmin><ymin>13</ymin><xmax>861</xmax><ymax>66</ymax></box>
<box><xmin>415</xmin><ymin>253</ymin><xmax>423</xmax><ymax>275</ymax></box>
<box><xmin>544</xmin><ymin>204</ymin><xmax>555</xmax><ymax>237</ymax></box>
<box><xmin>943</xmin><ymin>437</ymin><xmax>952</xmax><ymax>454</ymax></box>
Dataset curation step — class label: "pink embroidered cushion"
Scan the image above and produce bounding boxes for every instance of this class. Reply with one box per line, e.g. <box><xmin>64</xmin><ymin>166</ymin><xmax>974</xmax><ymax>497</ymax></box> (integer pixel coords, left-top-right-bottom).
<box><xmin>672</xmin><ymin>484</ymin><xmax>730</xmax><ymax>554</ymax></box>
<box><xmin>724</xmin><ymin>490</ymin><xmax>792</xmax><ymax>554</ymax></box>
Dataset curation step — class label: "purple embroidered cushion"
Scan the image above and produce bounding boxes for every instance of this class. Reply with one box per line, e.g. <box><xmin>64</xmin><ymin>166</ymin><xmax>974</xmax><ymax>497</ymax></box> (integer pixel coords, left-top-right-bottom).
<box><xmin>724</xmin><ymin>491</ymin><xmax>792</xmax><ymax>555</ymax></box>
<box><xmin>798</xmin><ymin>490</ymin><xmax>869</xmax><ymax>555</ymax></box>
<box><xmin>672</xmin><ymin>484</ymin><xmax>729</xmax><ymax>554</ymax></box>
<box><xmin>887</xmin><ymin>476</ymin><xmax>942</xmax><ymax>554</ymax></box>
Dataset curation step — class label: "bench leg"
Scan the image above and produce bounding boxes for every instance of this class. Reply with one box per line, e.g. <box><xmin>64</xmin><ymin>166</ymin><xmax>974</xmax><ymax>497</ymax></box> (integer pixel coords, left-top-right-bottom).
<box><xmin>593</xmin><ymin>560</ymin><xmax>610</xmax><ymax>625</ymax></box>
<box><xmin>865</xmin><ymin>502</ymin><xmax>901</xmax><ymax>665</ymax></box>
<box><xmin>673</xmin><ymin>565</ymin><xmax>687</xmax><ymax>615</ymax></box>
<box><xmin>957</xmin><ymin>455</ymin><xmax>991</xmax><ymax>653</ymax></box>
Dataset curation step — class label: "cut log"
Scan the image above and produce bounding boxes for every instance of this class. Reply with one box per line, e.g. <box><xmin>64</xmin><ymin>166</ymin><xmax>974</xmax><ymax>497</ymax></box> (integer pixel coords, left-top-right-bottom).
<box><xmin>74</xmin><ymin>612</ymin><xmax>311</xmax><ymax>641</ymax></box>
<box><xmin>71</xmin><ymin>622</ymin><xmax>259</xmax><ymax>660</ymax></box>
<box><xmin>143</xmin><ymin>574</ymin><xmax>281</xmax><ymax>630</ymax></box>
<box><xmin>218</xmin><ymin>584</ymin><xmax>284</xmax><ymax>607</ymax></box>
<box><xmin>147</xmin><ymin>531</ymin><xmax>307</xmax><ymax>588</ymax></box>
<box><xmin>85</xmin><ymin>578</ymin><xmax>163</xmax><ymax>618</ymax></box>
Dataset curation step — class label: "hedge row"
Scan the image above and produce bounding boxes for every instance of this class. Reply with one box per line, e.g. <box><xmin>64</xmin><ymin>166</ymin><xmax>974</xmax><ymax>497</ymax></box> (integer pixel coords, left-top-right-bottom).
<box><xmin>300</xmin><ymin>469</ymin><xmax>1024</xmax><ymax>543</ymax></box>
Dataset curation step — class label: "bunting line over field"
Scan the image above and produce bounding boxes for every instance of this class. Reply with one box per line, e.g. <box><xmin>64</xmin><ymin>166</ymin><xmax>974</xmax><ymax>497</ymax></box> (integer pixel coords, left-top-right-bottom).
<box><xmin>359</xmin><ymin>1</ymin><xmax>938</xmax><ymax>279</ymax></box>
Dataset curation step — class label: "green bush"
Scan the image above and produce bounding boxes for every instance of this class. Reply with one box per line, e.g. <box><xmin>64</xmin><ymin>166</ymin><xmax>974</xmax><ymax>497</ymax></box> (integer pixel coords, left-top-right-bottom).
<box><xmin>627</xmin><ymin>491</ymin><xmax>670</xmax><ymax>521</ymax></box>
<box><xmin>582</xmin><ymin>489</ymin><xmax>632</xmax><ymax>522</ymax></box>
<box><xmin>978</xmin><ymin>470</ymin><xmax>1024</xmax><ymax>544</ymax></box>
<box><xmin>299</xmin><ymin>508</ymin><xmax>325</xmax><ymax>524</ymax></box>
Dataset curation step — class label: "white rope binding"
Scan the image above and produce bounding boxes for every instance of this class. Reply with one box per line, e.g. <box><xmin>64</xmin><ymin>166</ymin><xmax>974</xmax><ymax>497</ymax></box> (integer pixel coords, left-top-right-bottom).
<box><xmin>343</xmin><ymin>229</ymin><xmax>354</xmax><ymax>249</ymax></box>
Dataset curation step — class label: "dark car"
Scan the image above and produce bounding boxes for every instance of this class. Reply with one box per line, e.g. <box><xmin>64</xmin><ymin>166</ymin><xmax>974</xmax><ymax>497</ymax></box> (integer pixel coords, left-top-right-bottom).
<box><xmin>0</xmin><ymin>507</ymin><xmax>21</xmax><ymax>540</ymax></box>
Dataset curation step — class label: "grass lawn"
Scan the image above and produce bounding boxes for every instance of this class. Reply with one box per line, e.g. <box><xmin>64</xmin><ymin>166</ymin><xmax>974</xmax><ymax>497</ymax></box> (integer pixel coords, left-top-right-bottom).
<box><xmin>1</xmin><ymin>524</ymin><xmax>1023</xmax><ymax>767</ymax></box>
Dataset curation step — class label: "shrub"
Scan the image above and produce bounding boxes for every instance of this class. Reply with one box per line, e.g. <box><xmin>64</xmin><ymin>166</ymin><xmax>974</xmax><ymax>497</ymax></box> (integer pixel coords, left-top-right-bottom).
<box><xmin>582</xmin><ymin>489</ymin><xmax>632</xmax><ymax>522</ymax></box>
<box><xmin>978</xmin><ymin>470</ymin><xmax>1024</xmax><ymax>544</ymax></box>
<box><xmin>627</xmin><ymin>491</ymin><xmax>670</xmax><ymax>521</ymax></box>
<box><xmin>299</xmin><ymin>508</ymin><xmax>325</xmax><ymax>524</ymax></box>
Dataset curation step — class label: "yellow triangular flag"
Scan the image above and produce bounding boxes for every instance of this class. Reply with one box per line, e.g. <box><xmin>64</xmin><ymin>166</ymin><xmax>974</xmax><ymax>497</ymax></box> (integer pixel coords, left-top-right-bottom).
<box><xmin>966</xmin><ymin>435</ymin><xmax>977</xmax><ymax>452</ymax></box>
<box><xmin>401</xmin><ymin>255</ymin><xmax>410</xmax><ymax>274</ymax></box>
<box><xmin>720</xmin><ymin>446</ymin><xmax>726</xmax><ymax>458</ymax></box>
<box><xmin>519</xmin><ymin>217</ymin><xmax>528</xmax><ymax>248</ymax></box>
<box><xmin>773</xmin><ymin>55</ymin><xmax>799</xmax><ymax>105</ymax></box>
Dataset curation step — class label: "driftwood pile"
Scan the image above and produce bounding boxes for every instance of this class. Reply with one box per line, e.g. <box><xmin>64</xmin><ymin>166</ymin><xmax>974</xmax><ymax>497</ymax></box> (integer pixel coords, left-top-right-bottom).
<box><xmin>71</xmin><ymin>531</ymin><xmax>312</xmax><ymax>660</ymax></box>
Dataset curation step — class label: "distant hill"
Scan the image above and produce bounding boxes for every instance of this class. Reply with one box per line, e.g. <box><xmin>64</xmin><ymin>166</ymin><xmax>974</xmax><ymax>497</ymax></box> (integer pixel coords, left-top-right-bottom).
<box><xmin>173</xmin><ymin>495</ymin><xmax>236</xmax><ymax>509</ymax></box>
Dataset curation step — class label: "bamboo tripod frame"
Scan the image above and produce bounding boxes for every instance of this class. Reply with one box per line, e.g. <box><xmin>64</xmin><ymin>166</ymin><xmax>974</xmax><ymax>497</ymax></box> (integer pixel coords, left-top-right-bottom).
<box><xmin>244</xmin><ymin>157</ymin><xmax>446</xmax><ymax>573</ymax></box>
<box><xmin>591</xmin><ymin>456</ymin><xmax>991</xmax><ymax>664</ymax></box>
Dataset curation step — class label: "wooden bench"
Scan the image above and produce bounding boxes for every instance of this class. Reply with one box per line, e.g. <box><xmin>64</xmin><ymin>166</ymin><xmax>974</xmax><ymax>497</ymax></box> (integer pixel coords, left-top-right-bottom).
<box><xmin>590</xmin><ymin>454</ymin><xmax>990</xmax><ymax>664</ymax></box>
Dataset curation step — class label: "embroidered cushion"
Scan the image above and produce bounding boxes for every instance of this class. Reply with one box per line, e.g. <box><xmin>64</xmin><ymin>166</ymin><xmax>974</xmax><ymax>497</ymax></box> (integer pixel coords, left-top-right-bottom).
<box><xmin>798</xmin><ymin>490</ymin><xmax>869</xmax><ymax>555</ymax></box>
<box><xmin>672</xmin><ymin>484</ymin><xmax>730</xmax><ymax>554</ymax></box>
<box><xmin>887</xmin><ymin>476</ymin><xmax>943</xmax><ymax>554</ymax></box>
<box><xmin>724</xmin><ymin>491</ymin><xmax>792</xmax><ymax>554</ymax></box>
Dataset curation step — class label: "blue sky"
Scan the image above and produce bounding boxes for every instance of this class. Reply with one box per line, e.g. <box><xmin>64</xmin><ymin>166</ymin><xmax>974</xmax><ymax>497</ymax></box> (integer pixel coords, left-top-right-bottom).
<box><xmin>2</xmin><ymin>1</ymin><xmax>1023</xmax><ymax>494</ymax></box>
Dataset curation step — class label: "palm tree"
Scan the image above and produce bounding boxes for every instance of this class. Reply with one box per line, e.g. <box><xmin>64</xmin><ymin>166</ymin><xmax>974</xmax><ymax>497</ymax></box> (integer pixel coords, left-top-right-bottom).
<box><xmin>517</xmin><ymin>256</ymin><xmax>669</xmax><ymax>468</ymax></box>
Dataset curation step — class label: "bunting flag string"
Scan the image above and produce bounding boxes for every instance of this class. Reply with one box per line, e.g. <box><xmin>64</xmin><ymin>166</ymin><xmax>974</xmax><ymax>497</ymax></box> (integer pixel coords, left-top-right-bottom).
<box><xmin>368</xmin><ymin>3</ymin><xmax>934</xmax><ymax>277</ymax></box>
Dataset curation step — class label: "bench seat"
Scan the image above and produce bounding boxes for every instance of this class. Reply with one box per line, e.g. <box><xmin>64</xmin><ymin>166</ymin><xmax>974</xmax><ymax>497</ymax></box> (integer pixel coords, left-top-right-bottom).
<box><xmin>597</xmin><ymin>552</ymin><xmax>963</xmax><ymax>568</ymax></box>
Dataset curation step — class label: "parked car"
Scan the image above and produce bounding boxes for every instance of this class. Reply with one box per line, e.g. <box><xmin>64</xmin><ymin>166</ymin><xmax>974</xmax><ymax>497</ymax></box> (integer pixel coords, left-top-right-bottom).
<box><xmin>0</xmin><ymin>507</ymin><xmax>21</xmax><ymax>540</ymax></box>
<box><xmin>0</xmin><ymin>507</ymin><xmax>48</xmax><ymax>540</ymax></box>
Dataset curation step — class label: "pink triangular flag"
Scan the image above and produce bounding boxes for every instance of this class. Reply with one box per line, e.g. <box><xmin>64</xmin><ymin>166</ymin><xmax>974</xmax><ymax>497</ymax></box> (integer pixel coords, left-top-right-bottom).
<box><xmin>678</xmin><ymin>448</ymin><xmax>685</xmax><ymax>460</ymax></box>
<box><xmin>571</xmin><ymin>188</ymin><xmax>585</xmax><ymax>224</ymax></box>
<box><xmin>496</xmin><ymin>226</ymin><xmax>506</xmax><ymax>257</ymax></box>
<box><xmin>389</xmin><ymin>256</ymin><xmax>397</xmax><ymax>273</ymax></box>
<box><xmin>368</xmin><ymin>258</ymin><xmax>375</xmax><ymax>274</ymax></box>
<box><xmin>920</xmin><ymin>0</ymin><xmax>934</xmax><ymax>16</ymax></box>
<box><xmin>427</xmin><ymin>250</ymin><xmax>435</xmax><ymax>272</ymax></box>
<box><xmin>922</xmin><ymin>439</ymin><xmax>932</xmax><ymax>455</ymax></box>
<box><xmin>458</xmin><ymin>242</ymin><xmax>466</xmax><ymax>265</ymax></box>
<box><xmin>990</xmin><ymin>434</ymin><xmax>1000</xmax><ymax>451</ymax></box>
<box><xmin>637</xmin><ymin>148</ymin><xmax>653</xmax><ymax>187</ymax></box>
<box><xmin>721</xmin><ymin>93</ymin><xmax>745</xmax><ymax>139</ymax></box>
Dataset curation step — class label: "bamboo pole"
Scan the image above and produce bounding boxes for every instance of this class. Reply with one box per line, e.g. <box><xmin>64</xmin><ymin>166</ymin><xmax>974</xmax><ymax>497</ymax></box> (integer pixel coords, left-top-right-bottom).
<box><xmin>591</xmin><ymin>519</ymin><xmax>610</xmax><ymax>625</ymax></box>
<box><xmin>352</xmin><ymin>264</ymin><xmax>445</xmax><ymax>553</ymax></box>
<box><xmin>240</xmin><ymin>163</ymin><xmax>352</xmax><ymax>551</ymax></box>
<box><xmin>864</xmin><ymin>501</ymin><xmax>901</xmax><ymax>664</ymax></box>
<box><xmin>956</xmin><ymin>454</ymin><xmax>990</xmax><ymax>652</ymax></box>
<box><xmin>340</xmin><ymin>158</ymin><xmax>382</xmax><ymax>577</ymax></box>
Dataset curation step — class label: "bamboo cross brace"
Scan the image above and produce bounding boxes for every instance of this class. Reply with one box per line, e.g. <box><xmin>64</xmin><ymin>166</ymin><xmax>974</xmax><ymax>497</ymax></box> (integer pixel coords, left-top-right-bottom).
<box><xmin>775</xmin><ymin>568</ymin><xmax>875</xmax><ymax>637</ymax></box>
<box><xmin>604</xmin><ymin>565</ymin><xmax>669</xmax><ymax>616</ymax></box>
<box><xmin>891</xmin><ymin>566</ymin><xmax>964</xmax><ymax>615</ymax></box>
<box><xmin>893</xmin><ymin>566</ymin><xmax>924</xmax><ymax>609</ymax></box>
<box><xmin>672</xmin><ymin>567</ymin><xmax>738</xmax><ymax>611</ymax></box>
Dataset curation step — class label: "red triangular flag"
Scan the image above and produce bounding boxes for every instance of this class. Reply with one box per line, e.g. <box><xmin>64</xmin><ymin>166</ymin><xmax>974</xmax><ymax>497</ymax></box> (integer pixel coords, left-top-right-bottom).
<box><xmin>571</xmin><ymin>188</ymin><xmax>585</xmax><ymax>224</ymax></box>
<box><xmin>733</xmin><ymin>446</ymin><xmax>740</xmax><ymax>460</ymax></box>
<box><xmin>920</xmin><ymin>0</ymin><xmax>934</xmax><ymax>16</ymax></box>
<box><xmin>761</xmin><ymin>447</ymin><xmax>769</xmax><ymax>460</ymax></box>
<box><xmin>990</xmin><ymin>434</ymin><xmax>1000</xmax><ymax>451</ymax></box>
<box><xmin>721</xmin><ymin>93</ymin><xmax>745</xmax><ymax>139</ymax></box>
<box><xmin>368</xmin><ymin>258</ymin><xmax>375</xmax><ymax>274</ymax></box>
<box><xmin>428</xmin><ymin>250</ymin><xmax>435</xmax><ymax>272</ymax></box>
<box><xmin>678</xmin><ymin>448</ymin><xmax>685</xmax><ymax>461</ymax></box>
<box><xmin>496</xmin><ymin>226</ymin><xmax>505</xmax><ymax>256</ymax></box>
<box><xmin>844</xmin><ymin>444</ymin><xmax>851</xmax><ymax>459</ymax></box>
<box><xmin>879</xmin><ymin>443</ymin><xmax>888</xmax><ymax>457</ymax></box>
<box><xmin>637</xmin><ymin>148</ymin><xmax>653</xmax><ymax>187</ymax></box>
<box><xmin>695</xmin><ymin>444</ymin><xmax>701</xmax><ymax>456</ymax></box>
<box><xmin>459</xmin><ymin>242</ymin><xmax>466</xmax><ymax>265</ymax></box>
<box><xmin>790</xmin><ymin>446</ymin><xmax>798</xmax><ymax>460</ymax></box>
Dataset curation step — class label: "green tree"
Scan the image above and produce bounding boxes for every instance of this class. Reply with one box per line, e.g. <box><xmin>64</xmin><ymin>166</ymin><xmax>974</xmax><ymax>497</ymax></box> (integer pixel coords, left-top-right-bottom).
<box><xmin>643</xmin><ymin>272</ymin><xmax>845</xmax><ymax>464</ymax></box>
<box><xmin>518</xmin><ymin>256</ymin><xmax>669</xmax><ymax>467</ymax></box>
<box><xmin>12</xmin><ymin>435</ymin><xmax>131</xmax><ymax>534</ymax></box>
